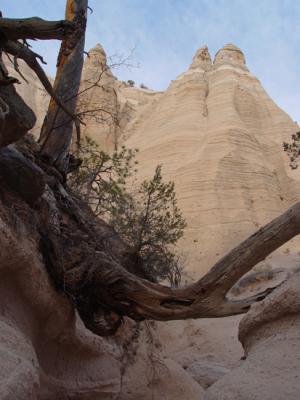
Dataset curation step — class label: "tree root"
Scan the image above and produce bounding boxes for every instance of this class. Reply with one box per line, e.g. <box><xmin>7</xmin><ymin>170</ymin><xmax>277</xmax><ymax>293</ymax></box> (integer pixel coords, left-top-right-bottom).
<box><xmin>1</xmin><ymin>145</ymin><xmax>300</xmax><ymax>336</ymax></box>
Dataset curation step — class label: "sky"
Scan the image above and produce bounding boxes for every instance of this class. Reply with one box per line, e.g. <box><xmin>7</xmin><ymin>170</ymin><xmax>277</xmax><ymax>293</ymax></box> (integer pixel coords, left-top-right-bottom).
<box><xmin>2</xmin><ymin>0</ymin><xmax>300</xmax><ymax>122</ymax></box>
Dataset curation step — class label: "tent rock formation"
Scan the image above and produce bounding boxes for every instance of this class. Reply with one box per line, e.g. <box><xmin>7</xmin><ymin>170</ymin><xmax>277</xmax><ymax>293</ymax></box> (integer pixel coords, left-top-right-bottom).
<box><xmin>3</xmin><ymin>43</ymin><xmax>300</xmax><ymax>399</ymax></box>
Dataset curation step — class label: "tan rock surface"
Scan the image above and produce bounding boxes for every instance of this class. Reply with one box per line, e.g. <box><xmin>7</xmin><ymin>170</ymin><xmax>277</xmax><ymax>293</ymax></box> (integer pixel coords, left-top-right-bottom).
<box><xmin>116</xmin><ymin>321</ymin><xmax>205</xmax><ymax>400</ymax></box>
<box><xmin>3</xmin><ymin>55</ymin><xmax>51</xmax><ymax>137</ymax></box>
<box><xmin>3</xmin><ymin>45</ymin><xmax>162</xmax><ymax>151</ymax></box>
<box><xmin>3</xmin><ymin>42</ymin><xmax>300</xmax><ymax>399</ymax></box>
<box><xmin>12</xmin><ymin>43</ymin><xmax>299</xmax><ymax>282</ymax></box>
<box><xmin>124</xmin><ymin>43</ymin><xmax>300</xmax><ymax>278</ymax></box>
<box><xmin>156</xmin><ymin>316</ymin><xmax>243</xmax><ymax>375</ymax></box>
<box><xmin>0</xmin><ymin>190</ymin><xmax>205</xmax><ymax>400</ymax></box>
<box><xmin>78</xmin><ymin>44</ymin><xmax>119</xmax><ymax>151</ymax></box>
<box><xmin>78</xmin><ymin>44</ymin><xmax>162</xmax><ymax>152</ymax></box>
<box><xmin>205</xmin><ymin>272</ymin><xmax>300</xmax><ymax>400</ymax></box>
<box><xmin>0</xmin><ymin>200</ymin><xmax>121</xmax><ymax>399</ymax></box>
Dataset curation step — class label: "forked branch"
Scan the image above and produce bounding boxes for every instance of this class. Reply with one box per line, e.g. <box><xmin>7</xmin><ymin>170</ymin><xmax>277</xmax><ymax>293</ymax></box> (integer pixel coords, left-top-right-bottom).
<box><xmin>63</xmin><ymin>199</ymin><xmax>300</xmax><ymax>335</ymax></box>
<box><xmin>3</xmin><ymin>40</ymin><xmax>81</xmax><ymax>125</ymax></box>
<box><xmin>0</xmin><ymin>10</ymin><xmax>84</xmax><ymax>152</ymax></box>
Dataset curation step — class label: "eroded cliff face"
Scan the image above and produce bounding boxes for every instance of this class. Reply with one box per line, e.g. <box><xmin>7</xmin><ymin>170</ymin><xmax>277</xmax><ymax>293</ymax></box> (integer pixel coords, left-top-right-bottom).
<box><xmin>78</xmin><ymin>43</ymin><xmax>162</xmax><ymax>151</ymax></box>
<box><xmin>4</xmin><ymin>43</ymin><xmax>300</xmax><ymax>400</ymax></box>
<box><xmin>123</xmin><ymin>43</ymin><xmax>300</xmax><ymax>278</ymax></box>
<box><xmin>0</xmin><ymin>148</ymin><xmax>205</xmax><ymax>400</ymax></box>
<box><xmin>13</xmin><ymin>43</ymin><xmax>300</xmax><ymax>280</ymax></box>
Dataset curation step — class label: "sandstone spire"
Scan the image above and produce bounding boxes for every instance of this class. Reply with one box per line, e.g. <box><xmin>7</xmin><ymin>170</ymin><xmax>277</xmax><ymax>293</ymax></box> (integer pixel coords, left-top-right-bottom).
<box><xmin>190</xmin><ymin>45</ymin><xmax>212</xmax><ymax>70</ymax></box>
<box><xmin>214</xmin><ymin>43</ymin><xmax>246</xmax><ymax>66</ymax></box>
<box><xmin>82</xmin><ymin>43</ymin><xmax>116</xmax><ymax>83</ymax></box>
<box><xmin>3</xmin><ymin>39</ymin><xmax>300</xmax><ymax>400</ymax></box>
<box><xmin>7</xmin><ymin>42</ymin><xmax>300</xmax><ymax>277</ymax></box>
<box><xmin>85</xmin><ymin>43</ymin><xmax>108</xmax><ymax>69</ymax></box>
<box><xmin>124</xmin><ymin>44</ymin><xmax>300</xmax><ymax>277</ymax></box>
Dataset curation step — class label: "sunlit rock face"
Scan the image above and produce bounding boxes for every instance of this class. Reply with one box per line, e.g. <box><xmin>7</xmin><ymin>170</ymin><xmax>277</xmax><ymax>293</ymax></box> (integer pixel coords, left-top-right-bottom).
<box><xmin>3</xmin><ymin>54</ymin><xmax>51</xmax><ymax>137</ymax></box>
<box><xmin>190</xmin><ymin>45</ymin><xmax>212</xmax><ymax>70</ymax></box>
<box><xmin>77</xmin><ymin>43</ymin><xmax>119</xmax><ymax>151</ymax></box>
<box><xmin>78</xmin><ymin>44</ymin><xmax>163</xmax><ymax>151</ymax></box>
<box><xmin>7</xmin><ymin>43</ymin><xmax>300</xmax><ymax>278</ymax></box>
<box><xmin>86</xmin><ymin>43</ymin><xmax>109</xmax><ymax>70</ymax></box>
<box><xmin>214</xmin><ymin>43</ymin><xmax>246</xmax><ymax>66</ymax></box>
<box><xmin>3</xmin><ymin>42</ymin><xmax>300</xmax><ymax>400</ymax></box>
<box><xmin>124</xmin><ymin>44</ymin><xmax>300</xmax><ymax>278</ymax></box>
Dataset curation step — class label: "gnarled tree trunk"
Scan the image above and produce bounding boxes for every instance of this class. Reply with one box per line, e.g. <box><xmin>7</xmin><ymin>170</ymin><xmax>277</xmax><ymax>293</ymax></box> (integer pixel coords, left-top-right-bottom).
<box><xmin>0</xmin><ymin>139</ymin><xmax>299</xmax><ymax>336</ymax></box>
<box><xmin>0</xmin><ymin>1</ymin><xmax>299</xmax><ymax>338</ymax></box>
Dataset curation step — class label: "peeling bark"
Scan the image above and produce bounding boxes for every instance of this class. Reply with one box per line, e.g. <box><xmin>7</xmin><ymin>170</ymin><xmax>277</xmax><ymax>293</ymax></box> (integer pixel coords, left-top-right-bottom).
<box><xmin>0</xmin><ymin>138</ymin><xmax>299</xmax><ymax>336</ymax></box>
<box><xmin>44</xmin><ymin>198</ymin><xmax>300</xmax><ymax>335</ymax></box>
<box><xmin>0</xmin><ymin>17</ymin><xmax>75</xmax><ymax>41</ymax></box>
<box><xmin>39</xmin><ymin>0</ymin><xmax>88</xmax><ymax>173</ymax></box>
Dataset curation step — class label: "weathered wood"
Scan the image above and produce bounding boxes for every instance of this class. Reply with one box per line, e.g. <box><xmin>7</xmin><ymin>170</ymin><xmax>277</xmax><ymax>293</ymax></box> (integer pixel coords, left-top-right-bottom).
<box><xmin>1</xmin><ymin>143</ymin><xmax>299</xmax><ymax>336</ymax></box>
<box><xmin>54</xmin><ymin>184</ymin><xmax>300</xmax><ymax>334</ymax></box>
<box><xmin>0</xmin><ymin>17</ymin><xmax>75</xmax><ymax>40</ymax></box>
<box><xmin>196</xmin><ymin>204</ymin><xmax>300</xmax><ymax>296</ymax></box>
<box><xmin>1</xmin><ymin>1</ymin><xmax>300</xmax><ymax>339</ymax></box>
<box><xmin>39</xmin><ymin>0</ymin><xmax>88</xmax><ymax>173</ymax></box>
<box><xmin>4</xmin><ymin>40</ymin><xmax>80</xmax><ymax>126</ymax></box>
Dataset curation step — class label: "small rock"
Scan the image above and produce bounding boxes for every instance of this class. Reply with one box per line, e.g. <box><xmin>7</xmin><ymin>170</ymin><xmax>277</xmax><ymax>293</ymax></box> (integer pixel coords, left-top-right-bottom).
<box><xmin>187</xmin><ymin>360</ymin><xmax>230</xmax><ymax>389</ymax></box>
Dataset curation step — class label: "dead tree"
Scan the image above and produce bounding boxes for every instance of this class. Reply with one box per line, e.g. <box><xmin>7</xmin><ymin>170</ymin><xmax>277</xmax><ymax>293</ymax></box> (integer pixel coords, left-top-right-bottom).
<box><xmin>0</xmin><ymin>17</ymin><xmax>75</xmax><ymax>40</ymax></box>
<box><xmin>38</xmin><ymin>0</ymin><xmax>88</xmax><ymax>173</ymax></box>
<box><xmin>0</xmin><ymin>1</ymin><xmax>300</xmax><ymax>337</ymax></box>
<box><xmin>0</xmin><ymin>4</ymin><xmax>83</xmax><ymax>148</ymax></box>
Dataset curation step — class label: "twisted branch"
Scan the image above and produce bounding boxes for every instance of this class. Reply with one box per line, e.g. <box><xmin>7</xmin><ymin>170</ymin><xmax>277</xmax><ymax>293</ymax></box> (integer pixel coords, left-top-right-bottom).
<box><xmin>59</xmin><ymin>189</ymin><xmax>300</xmax><ymax>335</ymax></box>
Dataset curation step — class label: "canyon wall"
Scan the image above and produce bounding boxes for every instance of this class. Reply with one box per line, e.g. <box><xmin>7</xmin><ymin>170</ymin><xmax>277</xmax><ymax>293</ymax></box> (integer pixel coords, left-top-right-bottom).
<box><xmin>123</xmin><ymin>44</ymin><xmax>300</xmax><ymax>278</ymax></box>
<box><xmin>14</xmin><ymin>42</ymin><xmax>299</xmax><ymax>278</ymax></box>
<box><xmin>4</xmin><ymin>43</ymin><xmax>300</xmax><ymax>399</ymax></box>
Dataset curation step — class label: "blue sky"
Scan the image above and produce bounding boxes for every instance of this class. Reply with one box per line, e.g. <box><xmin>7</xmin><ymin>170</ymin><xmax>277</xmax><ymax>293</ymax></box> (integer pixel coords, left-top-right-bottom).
<box><xmin>2</xmin><ymin>0</ymin><xmax>300</xmax><ymax>122</ymax></box>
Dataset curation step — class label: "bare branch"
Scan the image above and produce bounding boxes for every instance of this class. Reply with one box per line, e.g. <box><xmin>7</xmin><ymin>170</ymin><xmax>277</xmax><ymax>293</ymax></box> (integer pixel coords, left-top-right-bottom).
<box><xmin>74</xmin><ymin>50</ymin><xmax>137</xmax><ymax>101</ymax></box>
<box><xmin>3</xmin><ymin>40</ymin><xmax>81</xmax><ymax>127</ymax></box>
<box><xmin>62</xmin><ymin>196</ymin><xmax>300</xmax><ymax>335</ymax></box>
<box><xmin>0</xmin><ymin>17</ymin><xmax>75</xmax><ymax>41</ymax></box>
<box><xmin>1</xmin><ymin>142</ymin><xmax>298</xmax><ymax>337</ymax></box>
<box><xmin>13</xmin><ymin>55</ymin><xmax>29</xmax><ymax>83</ymax></box>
